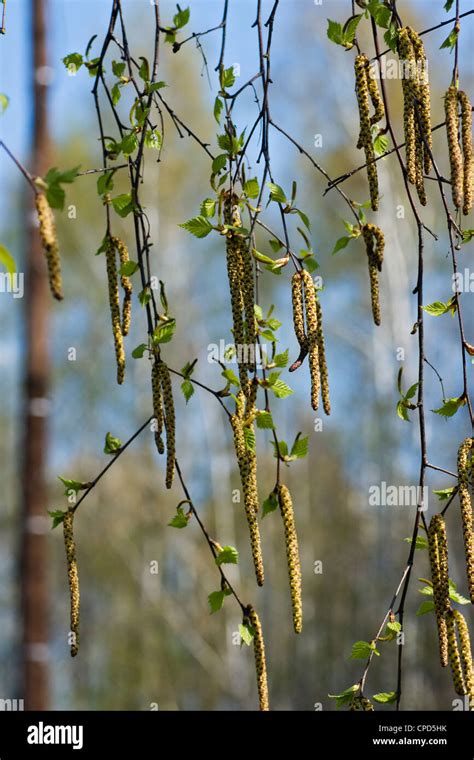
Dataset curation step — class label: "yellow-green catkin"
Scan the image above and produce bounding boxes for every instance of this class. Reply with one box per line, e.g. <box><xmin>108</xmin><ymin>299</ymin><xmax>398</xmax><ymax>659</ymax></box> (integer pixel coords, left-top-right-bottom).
<box><xmin>278</xmin><ymin>484</ymin><xmax>303</xmax><ymax>634</ymax></box>
<box><xmin>35</xmin><ymin>192</ymin><xmax>63</xmax><ymax>301</ymax></box>
<box><xmin>301</xmin><ymin>269</ymin><xmax>321</xmax><ymax>411</ymax></box>
<box><xmin>398</xmin><ymin>28</ymin><xmax>417</xmax><ymax>186</ymax></box>
<box><xmin>354</xmin><ymin>55</ymin><xmax>379</xmax><ymax>211</ymax></box>
<box><xmin>407</xmin><ymin>27</ymin><xmax>432</xmax><ymax>174</ymax></box>
<box><xmin>315</xmin><ymin>297</ymin><xmax>330</xmax><ymax>416</ymax></box>
<box><xmin>105</xmin><ymin>237</ymin><xmax>125</xmax><ymax>384</ymax></box>
<box><xmin>458</xmin><ymin>90</ymin><xmax>473</xmax><ymax>215</ymax></box>
<box><xmin>445</xmin><ymin>85</ymin><xmax>463</xmax><ymax>210</ymax></box>
<box><xmin>458</xmin><ymin>437</ymin><xmax>474</xmax><ymax>603</ymax></box>
<box><xmin>366</xmin><ymin>63</ymin><xmax>385</xmax><ymax>127</ymax></box>
<box><xmin>151</xmin><ymin>359</ymin><xmax>165</xmax><ymax>455</ymax></box>
<box><xmin>362</xmin><ymin>224</ymin><xmax>384</xmax><ymax>326</ymax></box>
<box><xmin>112</xmin><ymin>236</ymin><xmax>133</xmax><ymax>336</ymax></box>
<box><xmin>291</xmin><ymin>271</ymin><xmax>307</xmax><ymax>350</ymax></box>
<box><xmin>224</xmin><ymin>193</ymin><xmax>256</xmax><ymax>392</ymax></box>
<box><xmin>446</xmin><ymin>609</ymin><xmax>474</xmax><ymax>697</ymax></box>
<box><xmin>247</xmin><ymin>606</ymin><xmax>269</xmax><ymax>711</ymax></box>
<box><xmin>428</xmin><ymin>514</ymin><xmax>450</xmax><ymax>667</ymax></box>
<box><xmin>63</xmin><ymin>510</ymin><xmax>80</xmax><ymax>657</ymax></box>
<box><xmin>230</xmin><ymin>411</ymin><xmax>264</xmax><ymax>586</ymax></box>
<box><xmin>158</xmin><ymin>361</ymin><xmax>175</xmax><ymax>489</ymax></box>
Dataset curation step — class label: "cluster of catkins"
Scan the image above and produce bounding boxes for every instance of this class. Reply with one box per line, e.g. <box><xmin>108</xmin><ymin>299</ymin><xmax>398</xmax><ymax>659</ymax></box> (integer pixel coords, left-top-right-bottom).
<box><xmin>63</xmin><ymin>510</ymin><xmax>80</xmax><ymax>657</ymax></box>
<box><xmin>398</xmin><ymin>27</ymin><xmax>432</xmax><ymax>205</ymax></box>
<box><xmin>290</xmin><ymin>269</ymin><xmax>330</xmax><ymax>414</ymax></box>
<box><xmin>362</xmin><ymin>223</ymin><xmax>385</xmax><ymax>326</ymax></box>
<box><xmin>35</xmin><ymin>192</ymin><xmax>63</xmax><ymax>301</ymax></box>
<box><xmin>445</xmin><ymin>86</ymin><xmax>473</xmax><ymax>215</ymax></box>
<box><xmin>105</xmin><ymin>235</ymin><xmax>133</xmax><ymax>385</ymax></box>
<box><xmin>354</xmin><ymin>54</ymin><xmax>384</xmax><ymax>212</ymax></box>
<box><xmin>151</xmin><ymin>357</ymin><xmax>176</xmax><ymax>490</ymax></box>
<box><xmin>427</xmin><ymin>438</ymin><xmax>474</xmax><ymax>708</ymax></box>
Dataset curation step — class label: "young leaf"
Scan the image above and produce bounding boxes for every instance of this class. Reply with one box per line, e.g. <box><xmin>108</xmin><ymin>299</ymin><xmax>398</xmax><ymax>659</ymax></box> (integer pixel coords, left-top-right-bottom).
<box><xmin>432</xmin><ymin>396</ymin><xmax>465</xmax><ymax>418</ymax></box>
<box><xmin>239</xmin><ymin>622</ymin><xmax>254</xmax><ymax>646</ymax></box>
<box><xmin>181</xmin><ymin>379</ymin><xmax>194</xmax><ymax>404</ymax></box>
<box><xmin>243</xmin><ymin>426</ymin><xmax>256</xmax><ymax>453</ymax></box>
<box><xmin>152</xmin><ymin>320</ymin><xmax>176</xmax><ymax>345</ymax></box>
<box><xmin>373</xmin><ymin>692</ymin><xmax>397</xmax><ymax>704</ymax></box>
<box><xmin>262</xmin><ymin>491</ymin><xmax>278</xmax><ymax>518</ymax></box>
<box><xmin>350</xmin><ymin>640</ymin><xmax>379</xmax><ymax>659</ymax></box>
<box><xmin>48</xmin><ymin>510</ymin><xmax>66</xmax><ymax>529</ymax></box>
<box><xmin>416</xmin><ymin>600</ymin><xmax>435</xmax><ymax>616</ymax></box>
<box><xmin>119</xmin><ymin>261</ymin><xmax>139</xmax><ymax>277</ymax></box>
<box><xmin>269</xmin><ymin>379</ymin><xmax>294</xmax><ymax>399</ymax></box>
<box><xmin>267</xmin><ymin>182</ymin><xmax>287</xmax><ymax>204</ymax></box>
<box><xmin>215</xmin><ymin>545</ymin><xmax>239</xmax><ymax>566</ymax></box>
<box><xmin>326</xmin><ymin>19</ymin><xmax>344</xmax><ymax>46</ymax></box>
<box><xmin>214</xmin><ymin>97</ymin><xmax>223</xmax><ymax>124</ymax></box>
<box><xmin>332</xmin><ymin>236</ymin><xmax>351</xmax><ymax>255</ymax></box>
<box><xmin>440</xmin><ymin>26</ymin><xmax>459</xmax><ymax>52</ymax></box>
<box><xmin>200</xmin><ymin>198</ymin><xmax>216</xmax><ymax>218</ymax></box>
<box><xmin>290</xmin><ymin>435</ymin><xmax>308</xmax><ymax>459</ymax></box>
<box><xmin>243</xmin><ymin>177</ymin><xmax>260</xmax><ymax>199</ymax></box>
<box><xmin>168</xmin><ymin>507</ymin><xmax>189</xmax><ymax>529</ymax></box>
<box><xmin>328</xmin><ymin>685</ymin><xmax>359</xmax><ymax>709</ymax></box>
<box><xmin>179</xmin><ymin>216</ymin><xmax>214</xmax><ymax>238</ymax></box>
<box><xmin>104</xmin><ymin>432</ymin><xmax>122</xmax><ymax>454</ymax></box>
<box><xmin>432</xmin><ymin>487</ymin><xmax>456</xmax><ymax>501</ymax></box>
<box><xmin>256</xmin><ymin>411</ymin><xmax>274</xmax><ymax>430</ymax></box>
<box><xmin>208</xmin><ymin>590</ymin><xmax>225</xmax><ymax>614</ymax></box>
<box><xmin>132</xmin><ymin>343</ymin><xmax>148</xmax><ymax>359</ymax></box>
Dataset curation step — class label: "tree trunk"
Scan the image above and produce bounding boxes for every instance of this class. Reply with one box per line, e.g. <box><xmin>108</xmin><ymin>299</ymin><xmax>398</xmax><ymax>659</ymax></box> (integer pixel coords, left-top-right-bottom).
<box><xmin>19</xmin><ymin>0</ymin><xmax>51</xmax><ymax>710</ymax></box>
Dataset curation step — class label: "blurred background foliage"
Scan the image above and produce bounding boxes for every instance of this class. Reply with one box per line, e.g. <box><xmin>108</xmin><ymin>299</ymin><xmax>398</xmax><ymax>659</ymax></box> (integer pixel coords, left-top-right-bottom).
<box><xmin>0</xmin><ymin>0</ymin><xmax>473</xmax><ymax>710</ymax></box>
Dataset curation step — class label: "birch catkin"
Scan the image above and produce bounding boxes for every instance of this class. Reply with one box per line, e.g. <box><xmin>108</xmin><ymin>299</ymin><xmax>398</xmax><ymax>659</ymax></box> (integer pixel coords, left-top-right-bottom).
<box><xmin>105</xmin><ymin>237</ymin><xmax>125</xmax><ymax>384</ymax></box>
<box><xmin>35</xmin><ymin>192</ymin><xmax>63</xmax><ymax>301</ymax></box>
<box><xmin>301</xmin><ymin>270</ymin><xmax>321</xmax><ymax>412</ymax></box>
<box><xmin>230</xmin><ymin>412</ymin><xmax>264</xmax><ymax>586</ymax></box>
<box><xmin>158</xmin><ymin>361</ymin><xmax>176</xmax><ymax>490</ymax></box>
<box><xmin>63</xmin><ymin>510</ymin><xmax>80</xmax><ymax>657</ymax></box>
<box><xmin>428</xmin><ymin>514</ymin><xmax>450</xmax><ymax>667</ymax></box>
<box><xmin>291</xmin><ymin>272</ymin><xmax>307</xmax><ymax>350</ymax></box>
<box><xmin>398</xmin><ymin>29</ymin><xmax>417</xmax><ymax>187</ymax></box>
<box><xmin>354</xmin><ymin>55</ymin><xmax>379</xmax><ymax>211</ymax></box>
<box><xmin>445</xmin><ymin>85</ymin><xmax>463</xmax><ymax>210</ymax></box>
<box><xmin>458</xmin><ymin>90</ymin><xmax>473</xmax><ymax>215</ymax></box>
<box><xmin>362</xmin><ymin>223</ymin><xmax>384</xmax><ymax>326</ymax></box>
<box><xmin>247</xmin><ymin>606</ymin><xmax>269</xmax><ymax>711</ymax></box>
<box><xmin>151</xmin><ymin>359</ymin><xmax>165</xmax><ymax>455</ymax></box>
<box><xmin>457</xmin><ymin>437</ymin><xmax>474</xmax><ymax>602</ymax></box>
<box><xmin>407</xmin><ymin>27</ymin><xmax>432</xmax><ymax>174</ymax></box>
<box><xmin>278</xmin><ymin>484</ymin><xmax>303</xmax><ymax>634</ymax></box>
<box><xmin>315</xmin><ymin>297</ymin><xmax>330</xmax><ymax>416</ymax></box>
<box><xmin>112</xmin><ymin>236</ymin><xmax>133</xmax><ymax>336</ymax></box>
<box><xmin>446</xmin><ymin>609</ymin><xmax>474</xmax><ymax>697</ymax></box>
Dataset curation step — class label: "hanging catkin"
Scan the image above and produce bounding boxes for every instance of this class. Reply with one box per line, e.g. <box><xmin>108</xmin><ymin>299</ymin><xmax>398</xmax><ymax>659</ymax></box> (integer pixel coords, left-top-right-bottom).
<box><xmin>362</xmin><ymin>223</ymin><xmax>384</xmax><ymax>326</ymax></box>
<box><xmin>428</xmin><ymin>514</ymin><xmax>450</xmax><ymax>667</ymax></box>
<box><xmin>458</xmin><ymin>90</ymin><xmax>473</xmax><ymax>215</ymax></box>
<box><xmin>247</xmin><ymin>606</ymin><xmax>269</xmax><ymax>711</ymax></box>
<box><xmin>446</xmin><ymin>609</ymin><xmax>474</xmax><ymax>697</ymax></box>
<box><xmin>151</xmin><ymin>358</ymin><xmax>165</xmax><ymax>455</ymax></box>
<box><xmin>112</xmin><ymin>236</ymin><xmax>133</xmax><ymax>336</ymax></box>
<box><xmin>230</xmin><ymin>409</ymin><xmax>264</xmax><ymax>586</ymax></box>
<box><xmin>158</xmin><ymin>361</ymin><xmax>176</xmax><ymax>489</ymax></box>
<box><xmin>35</xmin><ymin>192</ymin><xmax>63</xmax><ymax>301</ymax></box>
<box><xmin>315</xmin><ymin>297</ymin><xmax>330</xmax><ymax>416</ymax></box>
<box><xmin>301</xmin><ymin>270</ymin><xmax>321</xmax><ymax>412</ymax></box>
<box><xmin>278</xmin><ymin>484</ymin><xmax>303</xmax><ymax>634</ymax></box>
<box><xmin>354</xmin><ymin>54</ymin><xmax>380</xmax><ymax>211</ymax></box>
<box><xmin>105</xmin><ymin>237</ymin><xmax>125</xmax><ymax>384</ymax></box>
<box><xmin>445</xmin><ymin>85</ymin><xmax>464</xmax><ymax>210</ymax></box>
<box><xmin>407</xmin><ymin>27</ymin><xmax>432</xmax><ymax>174</ymax></box>
<box><xmin>63</xmin><ymin>510</ymin><xmax>80</xmax><ymax>657</ymax></box>
<box><xmin>457</xmin><ymin>437</ymin><xmax>474</xmax><ymax>603</ymax></box>
<box><xmin>291</xmin><ymin>272</ymin><xmax>307</xmax><ymax>350</ymax></box>
<box><xmin>398</xmin><ymin>29</ymin><xmax>418</xmax><ymax>188</ymax></box>
<box><xmin>224</xmin><ymin>193</ymin><xmax>256</xmax><ymax>393</ymax></box>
